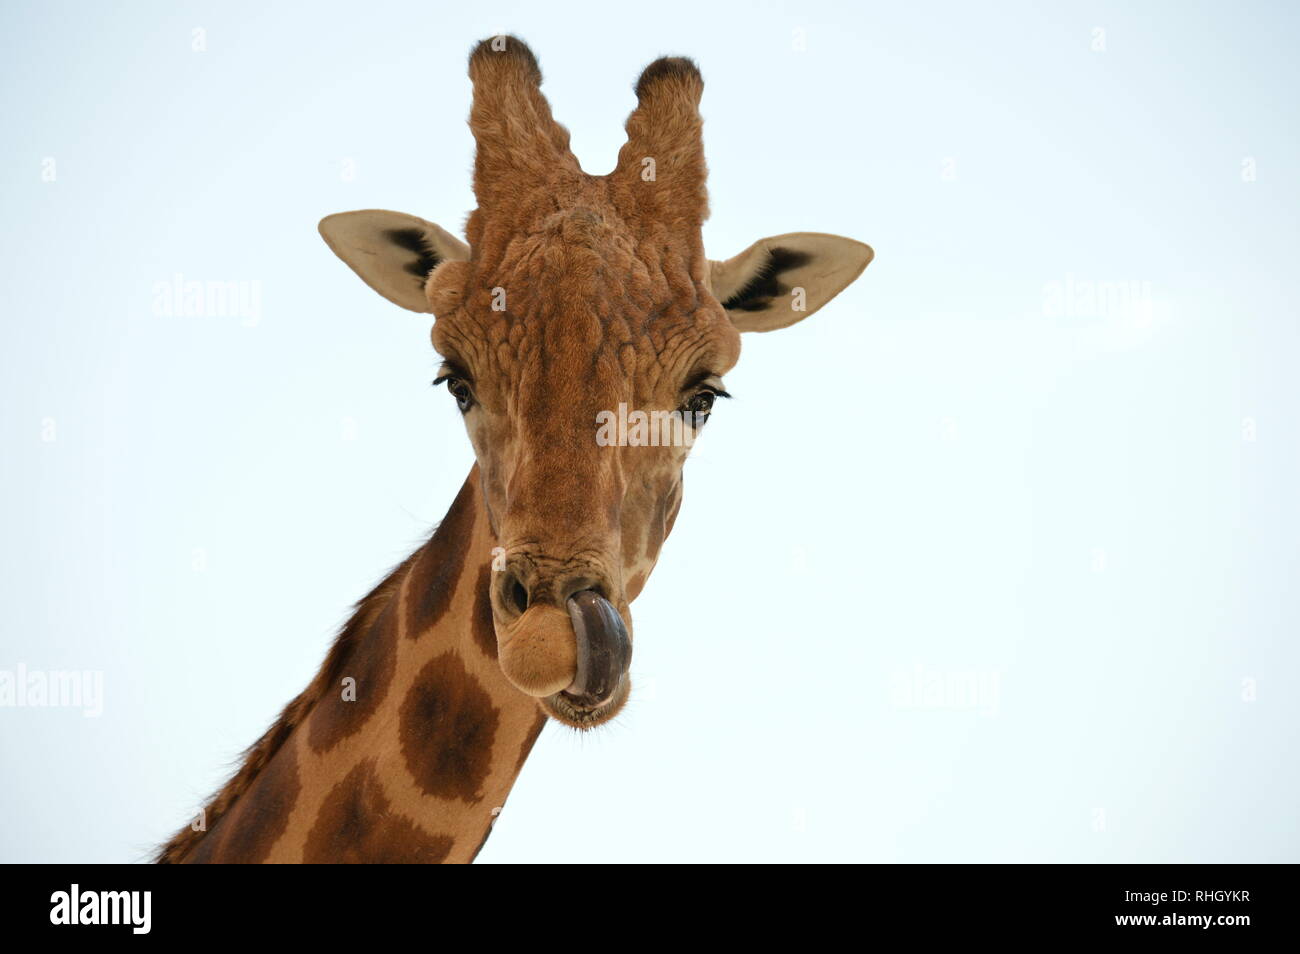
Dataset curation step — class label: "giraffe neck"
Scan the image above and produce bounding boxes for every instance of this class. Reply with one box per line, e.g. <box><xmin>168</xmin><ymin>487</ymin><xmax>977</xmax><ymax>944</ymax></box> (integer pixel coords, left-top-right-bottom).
<box><xmin>158</xmin><ymin>465</ymin><xmax>547</xmax><ymax>864</ymax></box>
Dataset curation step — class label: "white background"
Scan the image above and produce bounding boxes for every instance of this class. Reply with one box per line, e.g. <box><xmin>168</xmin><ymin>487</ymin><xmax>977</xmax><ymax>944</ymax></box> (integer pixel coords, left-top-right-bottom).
<box><xmin>1</xmin><ymin>0</ymin><xmax>1296</xmax><ymax>862</ymax></box>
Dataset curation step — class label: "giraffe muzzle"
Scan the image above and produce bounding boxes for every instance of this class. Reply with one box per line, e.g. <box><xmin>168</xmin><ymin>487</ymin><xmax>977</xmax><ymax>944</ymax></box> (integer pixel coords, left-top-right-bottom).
<box><xmin>562</xmin><ymin>589</ymin><xmax>632</xmax><ymax>706</ymax></box>
<box><xmin>493</xmin><ymin>583</ymin><xmax>632</xmax><ymax>716</ymax></box>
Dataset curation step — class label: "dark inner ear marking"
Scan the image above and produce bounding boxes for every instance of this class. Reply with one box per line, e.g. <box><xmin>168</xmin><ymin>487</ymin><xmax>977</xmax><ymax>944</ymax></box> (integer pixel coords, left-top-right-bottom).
<box><xmin>721</xmin><ymin>247</ymin><xmax>812</xmax><ymax>312</ymax></box>
<box><xmin>384</xmin><ymin>227</ymin><xmax>443</xmax><ymax>279</ymax></box>
<box><xmin>304</xmin><ymin>759</ymin><xmax>454</xmax><ymax>864</ymax></box>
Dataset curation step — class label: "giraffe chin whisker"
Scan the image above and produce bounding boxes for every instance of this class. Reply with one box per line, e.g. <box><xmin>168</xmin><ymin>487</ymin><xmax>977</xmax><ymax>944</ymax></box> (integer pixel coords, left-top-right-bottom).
<box><xmin>543</xmin><ymin>676</ymin><xmax>631</xmax><ymax>730</ymax></box>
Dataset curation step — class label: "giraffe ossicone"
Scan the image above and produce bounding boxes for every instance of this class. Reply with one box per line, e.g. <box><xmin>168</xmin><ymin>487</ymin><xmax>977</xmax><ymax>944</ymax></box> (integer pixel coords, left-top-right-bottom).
<box><xmin>158</xmin><ymin>35</ymin><xmax>872</xmax><ymax>864</ymax></box>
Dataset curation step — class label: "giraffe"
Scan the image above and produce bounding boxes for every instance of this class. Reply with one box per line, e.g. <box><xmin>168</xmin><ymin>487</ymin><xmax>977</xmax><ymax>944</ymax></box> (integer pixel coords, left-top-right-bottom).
<box><xmin>156</xmin><ymin>35</ymin><xmax>872</xmax><ymax>863</ymax></box>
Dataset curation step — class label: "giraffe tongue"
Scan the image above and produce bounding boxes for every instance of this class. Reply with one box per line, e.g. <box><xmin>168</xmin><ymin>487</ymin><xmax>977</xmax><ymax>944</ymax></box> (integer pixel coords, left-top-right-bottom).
<box><xmin>564</xmin><ymin>590</ymin><xmax>631</xmax><ymax>705</ymax></box>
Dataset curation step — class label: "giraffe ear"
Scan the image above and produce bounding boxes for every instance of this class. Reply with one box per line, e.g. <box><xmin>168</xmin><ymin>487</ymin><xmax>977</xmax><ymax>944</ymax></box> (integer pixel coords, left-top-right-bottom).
<box><xmin>708</xmin><ymin>232</ymin><xmax>874</xmax><ymax>332</ymax></box>
<box><xmin>318</xmin><ymin>210</ymin><xmax>470</xmax><ymax>313</ymax></box>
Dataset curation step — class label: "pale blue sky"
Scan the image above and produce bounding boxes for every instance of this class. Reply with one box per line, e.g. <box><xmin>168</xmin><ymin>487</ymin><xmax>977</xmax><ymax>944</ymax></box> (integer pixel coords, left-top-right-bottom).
<box><xmin>2</xmin><ymin>0</ymin><xmax>1297</xmax><ymax>862</ymax></box>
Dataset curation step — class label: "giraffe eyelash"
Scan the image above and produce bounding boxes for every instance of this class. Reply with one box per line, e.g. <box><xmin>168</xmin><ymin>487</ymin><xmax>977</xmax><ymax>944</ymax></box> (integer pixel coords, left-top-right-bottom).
<box><xmin>433</xmin><ymin>363</ymin><xmax>473</xmax><ymax>388</ymax></box>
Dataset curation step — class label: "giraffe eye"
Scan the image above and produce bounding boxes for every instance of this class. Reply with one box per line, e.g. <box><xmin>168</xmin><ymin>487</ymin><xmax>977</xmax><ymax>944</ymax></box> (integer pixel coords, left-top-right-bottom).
<box><xmin>682</xmin><ymin>390</ymin><xmax>715</xmax><ymax>425</ymax></box>
<box><xmin>435</xmin><ymin>375</ymin><xmax>475</xmax><ymax>412</ymax></box>
<box><xmin>687</xmin><ymin>391</ymin><xmax>714</xmax><ymax>414</ymax></box>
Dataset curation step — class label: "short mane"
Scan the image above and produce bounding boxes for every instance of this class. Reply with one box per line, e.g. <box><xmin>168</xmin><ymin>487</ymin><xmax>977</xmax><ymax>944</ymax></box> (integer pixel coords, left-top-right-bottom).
<box><xmin>153</xmin><ymin>546</ymin><xmax>421</xmax><ymax>863</ymax></box>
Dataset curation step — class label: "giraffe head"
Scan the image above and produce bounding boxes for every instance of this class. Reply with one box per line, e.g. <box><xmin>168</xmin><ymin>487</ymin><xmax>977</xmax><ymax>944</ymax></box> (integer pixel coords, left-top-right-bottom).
<box><xmin>319</xmin><ymin>37</ymin><xmax>872</xmax><ymax>729</ymax></box>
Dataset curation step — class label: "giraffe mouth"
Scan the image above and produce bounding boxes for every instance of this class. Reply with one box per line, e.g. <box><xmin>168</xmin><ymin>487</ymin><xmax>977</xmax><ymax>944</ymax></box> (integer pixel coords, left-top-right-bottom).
<box><xmin>545</xmin><ymin>676</ymin><xmax>632</xmax><ymax>729</ymax></box>
<box><xmin>542</xmin><ymin>590</ymin><xmax>632</xmax><ymax>729</ymax></box>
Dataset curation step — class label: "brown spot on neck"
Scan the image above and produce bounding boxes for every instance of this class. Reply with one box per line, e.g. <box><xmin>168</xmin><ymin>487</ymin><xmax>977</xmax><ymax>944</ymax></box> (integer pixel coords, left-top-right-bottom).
<box><xmin>187</xmin><ymin>741</ymin><xmax>301</xmax><ymax>864</ymax></box>
<box><xmin>307</xmin><ymin>597</ymin><xmax>398</xmax><ymax>754</ymax></box>
<box><xmin>470</xmin><ymin>562</ymin><xmax>498</xmax><ymax>660</ymax></box>
<box><xmin>399</xmin><ymin>652</ymin><xmax>499</xmax><ymax>803</ymax></box>
<box><xmin>303</xmin><ymin>759</ymin><xmax>453</xmax><ymax>863</ymax></box>
<box><xmin>406</xmin><ymin>477</ymin><xmax>478</xmax><ymax>638</ymax></box>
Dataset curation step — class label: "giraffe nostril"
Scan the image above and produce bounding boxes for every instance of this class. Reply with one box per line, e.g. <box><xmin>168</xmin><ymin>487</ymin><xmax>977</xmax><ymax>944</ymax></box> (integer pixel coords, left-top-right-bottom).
<box><xmin>504</xmin><ymin>574</ymin><xmax>530</xmax><ymax>616</ymax></box>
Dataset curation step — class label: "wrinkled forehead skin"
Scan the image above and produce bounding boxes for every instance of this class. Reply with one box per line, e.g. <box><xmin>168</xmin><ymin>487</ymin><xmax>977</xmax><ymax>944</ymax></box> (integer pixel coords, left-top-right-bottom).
<box><xmin>428</xmin><ymin>197</ymin><xmax>742</xmax><ymax>475</ymax></box>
